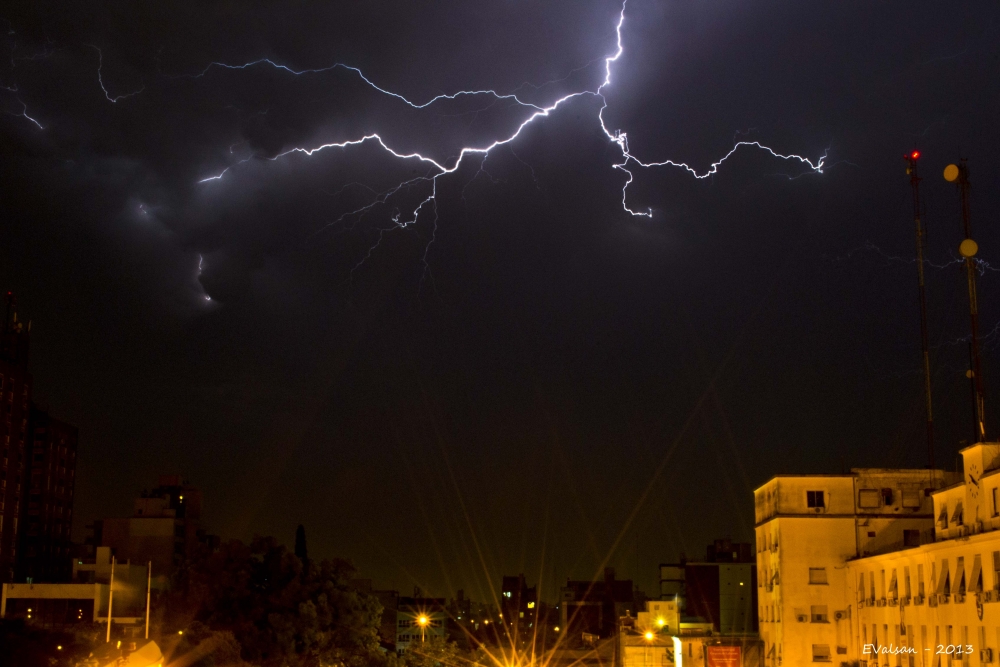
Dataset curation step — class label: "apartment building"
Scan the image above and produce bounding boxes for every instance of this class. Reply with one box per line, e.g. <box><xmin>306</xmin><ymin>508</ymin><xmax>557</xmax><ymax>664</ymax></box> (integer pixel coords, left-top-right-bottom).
<box><xmin>755</xmin><ymin>468</ymin><xmax>958</xmax><ymax>665</ymax></box>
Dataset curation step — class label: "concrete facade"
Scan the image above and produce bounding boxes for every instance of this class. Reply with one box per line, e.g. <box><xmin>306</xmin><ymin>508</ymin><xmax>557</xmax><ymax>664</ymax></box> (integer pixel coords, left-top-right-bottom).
<box><xmin>847</xmin><ymin>443</ymin><xmax>1000</xmax><ymax>667</ymax></box>
<box><xmin>755</xmin><ymin>468</ymin><xmax>959</xmax><ymax>666</ymax></box>
<box><xmin>2</xmin><ymin>547</ymin><xmax>147</xmax><ymax>626</ymax></box>
<box><xmin>19</xmin><ymin>406</ymin><xmax>77</xmax><ymax>582</ymax></box>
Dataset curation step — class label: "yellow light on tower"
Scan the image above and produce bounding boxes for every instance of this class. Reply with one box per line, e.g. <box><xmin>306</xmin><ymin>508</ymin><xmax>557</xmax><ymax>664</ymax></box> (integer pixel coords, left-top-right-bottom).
<box><xmin>960</xmin><ymin>239</ymin><xmax>979</xmax><ymax>258</ymax></box>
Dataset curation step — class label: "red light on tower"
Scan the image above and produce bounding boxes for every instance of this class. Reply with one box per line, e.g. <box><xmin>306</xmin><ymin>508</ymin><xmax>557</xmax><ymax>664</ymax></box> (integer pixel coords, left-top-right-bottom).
<box><xmin>911</xmin><ymin>151</ymin><xmax>920</xmax><ymax>160</ymax></box>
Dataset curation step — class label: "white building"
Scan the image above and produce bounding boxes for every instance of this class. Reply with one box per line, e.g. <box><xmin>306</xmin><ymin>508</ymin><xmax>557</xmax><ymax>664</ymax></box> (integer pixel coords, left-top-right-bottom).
<box><xmin>755</xmin><ymin>468</ymin><xmax>959</xmax><ymax>666</ymax></box>
<box><xmin>849</xmin><ymin>443</ymin><xmax>1000</xmax><ymax>666</ymax></box>
<box><xmin>1</xmin><ymin>546</ymin><xmax>148</xmax><ymax>627</ymax></box>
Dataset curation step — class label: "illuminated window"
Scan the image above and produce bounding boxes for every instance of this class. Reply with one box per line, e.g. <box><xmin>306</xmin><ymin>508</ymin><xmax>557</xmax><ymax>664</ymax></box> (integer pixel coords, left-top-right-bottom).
<box><xmin>806</xmin><ymin>491</ymin><xmax>825</xmax><ymax>508</ymax></box>
<box><xmin>527</xmin><ymin>602</ymin><xmax>535</xmax><ymax>609</ymax></box>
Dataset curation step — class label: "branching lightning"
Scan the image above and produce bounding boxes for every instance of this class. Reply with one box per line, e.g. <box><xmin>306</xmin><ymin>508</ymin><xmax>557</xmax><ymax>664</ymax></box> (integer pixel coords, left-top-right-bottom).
<box><xmin>1</xmin><ymin>83</ymin><xmax>42</xmax><ymax>129</ymax></box>
<box><xmin>195</xmin><ymin>0</ymin><xmax>826</xmax><ymax>241</ymax></box>
<box><xmin>89</xmin><ymin>45</ymin><xmax>145</xmax><ymax>103</ymax></box>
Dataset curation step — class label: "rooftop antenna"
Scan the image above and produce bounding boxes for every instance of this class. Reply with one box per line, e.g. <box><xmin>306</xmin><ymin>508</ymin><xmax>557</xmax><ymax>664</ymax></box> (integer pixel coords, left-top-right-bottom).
<box><xmin>944</xmin><ymin>160</ymin><xmax>986</xmax><ymax>442</ymax></box>
<box><xmin>905</xmin><ymin>151</ymin><xmax>935</xmax><ymax>477</ymax></box>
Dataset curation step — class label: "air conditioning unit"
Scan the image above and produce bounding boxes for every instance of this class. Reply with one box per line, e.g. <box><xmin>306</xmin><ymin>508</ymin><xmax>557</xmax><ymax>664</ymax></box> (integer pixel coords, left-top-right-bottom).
<box><xmin>888</xmin><ymin>598</ymin><xmax>898</xmax><ymax>606</ymax></box>
<box><xmin>876</xmin><ymin>599</ymin><xmax>887</xmax><ymax>607</ymax></box>
<box><xmin>833</xmin><ymin>610</ymin><xmax>848</xmax><ymax>621</ymax></box>
<box><xmin>975</xmin><ymin>521</ymin><xmax>984</xmax><ymax>533</ymax></box>
<box><xmin>900</xmin><ymin>596</ymin><xmax>911</xmax><ymax>606</ymax></box>
<box><xmin>939</xmin><ymin>594</ymin><xmax>950</xmax><ymax>604</ymax></box>
<box><xmin>796</xmin><ymin>614</ymin><xmax>807</xmax><ymax>623</ymax></box>
<box><xmin>981</xmin><ymin>648</ymin><xmax>994</xmax><ymax>663</ymax></box>
<box><xmin>928</xmin><ymin>596</ymin><xmax>938</xmax><ymax>608</ymax></box>
<box><xmin>913</xmin><ymin>594</ymin><xmax>924</xmax><ymax>605</ymax></box>
<box><xmin>987</xmin><ymin>591</ymin><xmax>999</xmax><ymax>603</ymax></box>
<box><xmin>954</xmin><ymin>593</ymin><xmax>966</xmax><ymax>603</ymax></box>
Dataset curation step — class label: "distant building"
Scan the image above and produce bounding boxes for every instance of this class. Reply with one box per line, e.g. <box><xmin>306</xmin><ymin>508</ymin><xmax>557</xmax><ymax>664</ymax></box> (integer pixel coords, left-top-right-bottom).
<box><xmin>660</xmin><ymin>563</ymin><xmax>684</xmax><ymax>600</ymax></box>
<box><xmin>0</xmin><ymin>295</ymin><xmax>32</xmax><ymax>582</ymax></box>
<box><xmin>395</xmin><ymin>596</ymin><xmax>446</xmax><ymax>654</ymax></box>
<box><xmin>0</xmin><ymin>295</ymin><xmax>79</xmax><ymax>585</ymax></box>
<box><xmin>755</xmin><ymin>466</ymin><xmax>958</xmax><ymax>666</ymax></box>
<box><xmin>89</xmin><ymin>475</ymin><xmax>217</xmax><ymax>587</ymax></box>
<box><xmin>501</xmin><ymin>574</ymin><xmax>538</xmax><ymax>646</ymax></box>
<box><xmin>661</xmin><ymin>539</ymin><xmax>758</xmax><ymax>636</ymax></box>
<box><xmin>561</xmin><ymin>567</ymin><xmax>639</xmax><ymax>639</ymax></box>
<box><xmin>2</xmin><ymin>546</ymin><xmax>147</xmax><ymax>628</ymax></box>
<box><xmin>618</xmin><ymin>599</ymin><xmax>762</xmax><ymax>667</ymax></box>
<box><xmin>17</xmin><ymin>406</ymin><xmax>77</xmax><ymax>582</ymax></box>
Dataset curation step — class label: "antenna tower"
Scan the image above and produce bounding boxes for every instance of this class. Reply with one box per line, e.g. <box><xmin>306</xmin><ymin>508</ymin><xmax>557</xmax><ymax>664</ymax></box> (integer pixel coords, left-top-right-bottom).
<box><xmin>945</xmin><ymin>159</ymin><xmax>986</xmax><ymax>442</ymax></box>
<box><xmin>905</xmin><ymin>151</ymin><xmax>935</xmax><ymax>473</ymax></box>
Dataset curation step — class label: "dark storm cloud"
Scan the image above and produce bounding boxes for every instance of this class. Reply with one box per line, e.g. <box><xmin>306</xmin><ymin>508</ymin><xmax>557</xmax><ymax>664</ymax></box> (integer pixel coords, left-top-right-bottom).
<box><xmin>2</xmin><ymin>0</ymin><xmax>1000</xmax><ymax>597</ymax></box>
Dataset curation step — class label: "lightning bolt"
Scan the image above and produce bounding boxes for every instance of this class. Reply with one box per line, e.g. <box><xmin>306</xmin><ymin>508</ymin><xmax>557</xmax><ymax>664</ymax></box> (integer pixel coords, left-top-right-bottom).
<box><xmin>1</xmin><ymin>83</ymin><xmax>42</xmax><ymax>129</ymax></box>
<box><xmin>89</xmin><ymin>45</ymin><xmax>145</xmax><ymax>103</ymax></box>
<box><xmin>179</xmin><ymin>0</ymin><xmax>824</xmax><ymax>282</ymax></box>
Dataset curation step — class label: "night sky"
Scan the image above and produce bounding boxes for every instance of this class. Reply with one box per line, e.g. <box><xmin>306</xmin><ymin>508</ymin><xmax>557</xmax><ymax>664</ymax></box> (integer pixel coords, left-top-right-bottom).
<box><xmin>2</xmin><ymin>0</ymin><xmax>999</xmax><ymax>601</ymax></box>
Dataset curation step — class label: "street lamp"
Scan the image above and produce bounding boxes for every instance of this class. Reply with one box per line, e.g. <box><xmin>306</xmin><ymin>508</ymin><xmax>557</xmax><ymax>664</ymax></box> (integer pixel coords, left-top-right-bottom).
<box><xmin>644</xmin><ymin>630</ymin><xmax>655</xmax><ymax>667</ymax></box>
<box><xmin>417</xmin><ymin>615</ymin><xmax>430</xmax><ymax>643</ymax></box>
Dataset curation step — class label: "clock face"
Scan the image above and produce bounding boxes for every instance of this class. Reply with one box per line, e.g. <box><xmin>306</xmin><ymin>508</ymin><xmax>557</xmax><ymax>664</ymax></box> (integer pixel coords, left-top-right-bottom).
<box><xmin>969</xmin><ymin>463</ymin><xmax>981</xmax><ymax>497</ymax></box>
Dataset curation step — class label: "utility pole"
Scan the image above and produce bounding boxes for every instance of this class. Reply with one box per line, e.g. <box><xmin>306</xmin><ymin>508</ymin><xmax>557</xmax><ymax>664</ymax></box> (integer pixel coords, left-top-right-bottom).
<box><xmin>945</xmin><ymin>160</ymin><xmax>986</xmax><ymax>442</ymax></box>
<box><xmin>905</xmin><ymin>151</ymin><xmax>935</xmax><ymax>475</ymax></box>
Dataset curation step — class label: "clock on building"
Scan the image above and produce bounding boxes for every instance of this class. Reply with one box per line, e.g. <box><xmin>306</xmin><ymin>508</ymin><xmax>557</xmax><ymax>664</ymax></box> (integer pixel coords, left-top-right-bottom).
<box><xmin>968</xmin><ymin>462</ymin><xmax>981</xmax><ymax>498</ymax></box>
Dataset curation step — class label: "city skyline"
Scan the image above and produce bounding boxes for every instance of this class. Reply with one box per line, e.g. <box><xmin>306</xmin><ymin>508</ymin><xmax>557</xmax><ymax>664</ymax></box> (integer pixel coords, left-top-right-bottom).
<box><xmin>1</xmin><ymin>0</ymin><xmax>1000</xmax><ymax>605</ymax></box>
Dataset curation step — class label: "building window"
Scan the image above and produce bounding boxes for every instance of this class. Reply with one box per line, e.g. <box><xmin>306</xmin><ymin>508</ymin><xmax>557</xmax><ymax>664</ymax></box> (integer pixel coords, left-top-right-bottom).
<box><xmin>809</xmin><ymin>568</ymin><xmax>828</xmax><ymax>585</ymax></box>
<box><xmin>810</xmin><ymin>606</ymin><xmax>829</xmax><ymax>623</ymax></box>
<box><xmin>807</xmin><ymin>491</ymin><xmax>825</xmax><ymax>508</ymax></box>
<box><xmin>993</xmin><ymin>488</ymin><xmax>999</xmax><ymax>517</ymax></box>
<box><xmin>902</xmin><ymin>489</ymin><xmax>921</xmax><ymax>508</ymax></box>
<box><xmin>812</xmin><ymin>644</ymin><xmax>831</xmax><ymax>662</ymax></box>
<box><xmin>903</xmin><ymin>530</ymin><xmax>921</xmax><ymax>547</ymax></box>
<box><xmin>858</xmin><ymin>489</ymin><xmax>881</xmax><ymax>508</ymax></box>
<box><xmin>952</xmin><ymin>502</ymin><xmax>964</xmax><ymax>526</ymax></box>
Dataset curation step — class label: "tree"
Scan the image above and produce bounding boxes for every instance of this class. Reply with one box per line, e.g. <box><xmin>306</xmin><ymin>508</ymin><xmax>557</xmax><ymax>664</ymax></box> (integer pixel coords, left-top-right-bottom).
<box><xmin>295</xmin><ymin>524</ymin><xmax>309</xmax><ymax>564</ymax></box>
<box><xmin>169</xmin><ymin>536</ymin><xmax>384</xmax><ymax>667</ymax></box>
<box><xmin>398</xmin><ymin>635</ymin><xmax>485</xmax><ymax>667</ymax></box>
<box><xmin>0</xmin><ymin>619</ymin><xmax>97</xmax><ymax>667</ymax></box>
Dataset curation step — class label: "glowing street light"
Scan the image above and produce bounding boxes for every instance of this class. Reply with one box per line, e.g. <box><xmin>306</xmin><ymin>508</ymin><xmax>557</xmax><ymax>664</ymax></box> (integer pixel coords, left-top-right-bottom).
<box><xmin>417</xmin><ymin>614</ymin><xmax>429</xmax><ymax>643</ymax></box>
<box><xmin>644</xmin><ymin>631</ymin><xmax>654</xmax><ymax>641</ymax></box>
